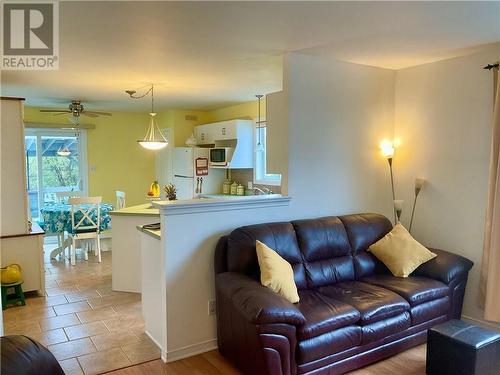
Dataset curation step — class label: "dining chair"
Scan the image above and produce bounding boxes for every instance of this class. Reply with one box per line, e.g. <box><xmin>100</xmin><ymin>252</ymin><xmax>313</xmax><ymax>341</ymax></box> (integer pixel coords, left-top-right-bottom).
<box><xmin>55</xmin><ymin>191</ymin><xmax>82</xmax><ymax>258</ymax></box>
<box><xmin>115</xmin><ymin>191</ymin><xmax>126</xmax><ymax>209</ymax></box>
<box><xmin>68</xmin><ymin>196</ymin><xmax>102</xmax><ymax>266</ymax></box>
<box><xmin>56</xmin><ymin>191</ymin><xmax>82</xmax><ymax>204</ymax></box>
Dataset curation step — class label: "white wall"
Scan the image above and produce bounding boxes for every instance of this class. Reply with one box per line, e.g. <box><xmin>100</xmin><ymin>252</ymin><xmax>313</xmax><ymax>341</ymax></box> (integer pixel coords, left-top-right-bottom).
<box><xmin>286</xmin><ymin>53</ymin><xmax>396</xmax><ymax>220</ymax></box>
<box><xmin>157</xmin><ymin>53</ymin><xmax>401</xmax><ymax>359</ymax></box>
<box><xmin>394</xmin><ymin>44</ymin><xmax>500</xmax><ymax>322</ymax></box>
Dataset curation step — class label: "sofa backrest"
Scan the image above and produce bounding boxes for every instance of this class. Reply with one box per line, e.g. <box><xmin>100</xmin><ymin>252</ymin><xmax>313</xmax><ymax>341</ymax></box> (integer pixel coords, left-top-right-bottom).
<box><xmin>222</xmin><ymin>213</ymin><xmax>392</xmax><ymax>288</ymax></box>
<box><xmin>227</xmin><ymin>221</ymin><xmax>308</xmax><ymax>289</ymax></box>
<box><xmin>291</xmin><ymin>216</ymin><xmax>354</xmax><ymax>287</ymax></box>
<box><xmin>338</xmin><ymin>213</ymin><xmax>392</xmax><ymax>278</ymax></box>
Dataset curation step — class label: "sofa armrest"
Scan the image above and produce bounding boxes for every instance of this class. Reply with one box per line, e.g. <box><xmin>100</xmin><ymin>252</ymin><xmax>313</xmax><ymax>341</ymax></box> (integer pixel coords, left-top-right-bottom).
<box><xmin>414</xmin><ymin>248</ymin><xmax>473</xmax><ymax>284</ymax></box>
<box><xmin>216</xmin><ymin>272</ymin><xmax>305</xmax><ymax>326</ymax></box>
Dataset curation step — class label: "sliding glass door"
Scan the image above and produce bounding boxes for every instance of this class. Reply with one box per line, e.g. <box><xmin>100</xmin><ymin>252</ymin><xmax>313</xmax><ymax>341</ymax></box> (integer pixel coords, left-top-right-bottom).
<box><xmin>25</xmin><ymin>129</ymin><xmax>88</xmax><ymax>220</ymax></box>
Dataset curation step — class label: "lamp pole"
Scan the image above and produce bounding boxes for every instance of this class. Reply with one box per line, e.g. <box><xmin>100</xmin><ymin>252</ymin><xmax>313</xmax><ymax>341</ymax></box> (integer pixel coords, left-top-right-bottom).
<box><xmin>387</xmin><ymin>157</ymin><xmax>397</xmax><ymax>224</ymax></box>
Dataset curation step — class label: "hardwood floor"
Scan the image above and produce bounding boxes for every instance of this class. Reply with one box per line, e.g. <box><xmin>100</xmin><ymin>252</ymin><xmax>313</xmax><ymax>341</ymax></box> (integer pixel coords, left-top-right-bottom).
<box><xmin>105</xmin><ymin>345</ymin><xmax>427</xmax><ymax>375</ymax></box>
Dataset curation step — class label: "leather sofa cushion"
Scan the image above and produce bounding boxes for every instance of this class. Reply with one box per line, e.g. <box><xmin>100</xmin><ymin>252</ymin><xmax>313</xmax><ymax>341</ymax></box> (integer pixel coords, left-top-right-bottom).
<box><xmin>292</xmin><ymin>217</ymin><xmax>355</xmax><ymax>287</ymax></box>
<box><xmin>297</xmin><ymin>325</ymin><xmax>362</xmax><ymax>365</ymax></box>
<box><xmin>361</xmin><ymin>274</ymin><xmax>449</xmax><ymax>306</ymax></box>
<box><xmin>353</xmin><ymin>252</ymin><xmax>391</xmax><ymax>279</ymax></box>
<box><xmin>296</xmin><ymin>291</ymin><xmax>360</xmax><ymax>340</ymax></box>
<box><xmin>410</xmin><ymin>296</ymin><xmax>450</xmax><ymax>325</ymax></box>
<box><xmin>339</xmin><ymin>213</ymin><xmax>393</xmax><ymax>254</ymax></box>
<box><xmin>317</xmin><ymin>281</ymin><xmax>410</xmax><ymax>325</ymax></box>
<box><xmin>227</xmin><ymin>222</ymin><xmax>307</xmax><ymax>289</ymax></box>
<box><xmin>361</xmin><ymin>311</ymin><xmax>411</xmax><ymax>345</ymax></box>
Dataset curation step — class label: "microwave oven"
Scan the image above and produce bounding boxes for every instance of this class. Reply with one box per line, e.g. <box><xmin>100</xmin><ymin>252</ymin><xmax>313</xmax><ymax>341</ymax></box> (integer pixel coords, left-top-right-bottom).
<box><xmin>209</xmin><ymin>147</ymin><xmax>234</xmax><ymax>166</ymax></box>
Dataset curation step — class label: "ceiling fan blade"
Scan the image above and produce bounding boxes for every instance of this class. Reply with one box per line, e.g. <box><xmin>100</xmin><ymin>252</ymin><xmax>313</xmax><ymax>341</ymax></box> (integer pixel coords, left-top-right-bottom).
<box><xmin>40</xmin><ymin>109</ymin><xmax>70</xmax><ymax>113</ymax></box>
<box><xmin>82</xmin><ymin>112</ymin><xmax>98</xmax><ymax>118</ymax></box>
<box><xmin>85</xmin><ymin>111</ymin><xmax>112</xmax><ymax>116</ymax></box>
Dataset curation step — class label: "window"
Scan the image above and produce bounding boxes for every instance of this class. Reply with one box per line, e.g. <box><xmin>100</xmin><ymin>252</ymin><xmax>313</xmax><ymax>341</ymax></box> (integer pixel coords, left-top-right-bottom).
<box><xmin>25</xmin><ymin>128</ymin><xmax>88</xmax><ymax>220</ymax></box>
<box><xmin>254</xmin><ymin>120</ymin><xmax>281</xmax><ymax>186</ymax></box>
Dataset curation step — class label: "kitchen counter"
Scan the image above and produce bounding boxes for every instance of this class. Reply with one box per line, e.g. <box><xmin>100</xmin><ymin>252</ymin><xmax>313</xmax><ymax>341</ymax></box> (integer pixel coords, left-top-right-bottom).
<box><xmin>136</xmin><ymin>225</ymin><xmax>161</xmax><ymax>240</ymax></box>
<box><xmin>199</xmin><ymin>193</ymin><xmax>281</xmax><ymax>200</ymax></box>
<box><xmin>110</xmin><ymin>203</ymin><xmax>160</xmax><ymax>293</ymax></box>
<box><xmin>153</xmin><ymin>194</ymin><xmax>288</xmax><ymax>215</ymax></box>
<box><xmin>109</xmin><ymin>203</ymin><xmax>159</xmax><ymax>216</ymax></box>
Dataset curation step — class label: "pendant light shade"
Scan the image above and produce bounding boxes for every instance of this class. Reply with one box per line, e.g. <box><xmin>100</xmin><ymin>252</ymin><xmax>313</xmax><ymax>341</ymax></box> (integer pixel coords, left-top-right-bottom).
<box><xmin>57</xmin><ymin>146</ymin><xmax>71</xmax><ymax>156</ymax></box>
<box><xmin>127</xmin><ymin>84</ymin><xmax>168</xmax><ymax>151</ymax></box>
<box><xmin>137</xmin><ymin>112</ymin><xmax>168</xmax><ymax>150</ymax></box>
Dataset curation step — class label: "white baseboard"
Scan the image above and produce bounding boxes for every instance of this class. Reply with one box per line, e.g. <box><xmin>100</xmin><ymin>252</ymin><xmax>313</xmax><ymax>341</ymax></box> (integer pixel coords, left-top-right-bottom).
<box><xmin>145</xmin><ymin>330</ymin><xmax>163</xmax><ymax>350</ymax></box>
<box><xmin>462</xmin><ymin>314</ymin><xmax>500</xmax><ymax>330</ymax></box>
<box><xmin>163</xmin><ymin>339</ymin><xmax>218</xmax><ymax>363</ymax></box>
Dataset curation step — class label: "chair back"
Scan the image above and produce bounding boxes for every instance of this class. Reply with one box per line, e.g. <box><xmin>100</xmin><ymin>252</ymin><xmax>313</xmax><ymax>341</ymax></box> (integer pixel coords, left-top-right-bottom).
<box><xmin>56</xmin><ymin>191</ymin><xmax>82</xmax><ymax>204</ymax></box>
<box><xmin>115</xmin><ymin>191</ymin><xmax>126</xmax><ymax>209</ymax></box>
<box><xmin>68</xmin><ymin>196</ymin><xmax>102</xmax><ymax>234</ymax></box>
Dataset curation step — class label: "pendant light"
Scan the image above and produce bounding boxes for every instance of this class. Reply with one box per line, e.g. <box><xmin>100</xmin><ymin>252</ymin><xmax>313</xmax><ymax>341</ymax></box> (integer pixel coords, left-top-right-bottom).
<box><xmin>57</xmin><ymin>146</ymin><xmax>71</xmax><ymax>157</ymax></box>
<box><xmin>255</xmin><ymin>94</ymin><xmax>264</xmax><ymax>153</ymax></box>
<box><xmin>126</xmin><ymin>84</ymin><xmax>168</xmax><ymax>150</ymax></box>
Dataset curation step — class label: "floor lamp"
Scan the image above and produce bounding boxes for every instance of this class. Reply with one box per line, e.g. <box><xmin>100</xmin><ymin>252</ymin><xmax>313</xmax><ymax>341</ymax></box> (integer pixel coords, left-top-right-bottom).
<box><xmin>409</xmin><ymin>178</ymin><xmax>425</xmax><ymax>233</ymax></box>
<box><xmin>380</xmin><ymin>140</ymin><xmax>397</xmax><ymax>224</ymax></box>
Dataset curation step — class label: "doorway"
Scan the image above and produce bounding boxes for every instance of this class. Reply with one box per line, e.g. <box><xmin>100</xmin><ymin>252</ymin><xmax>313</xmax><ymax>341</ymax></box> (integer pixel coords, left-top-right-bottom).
<box><xmin>24</xmin><ymin>129</ymin><xmax>88</xmax><ymax>221</ymax></box>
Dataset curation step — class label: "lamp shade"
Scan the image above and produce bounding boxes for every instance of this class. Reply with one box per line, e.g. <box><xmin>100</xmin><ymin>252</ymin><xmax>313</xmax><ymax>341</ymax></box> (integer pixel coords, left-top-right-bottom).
<box><xmin>380</xmin><ymin>139</ymin><xmax>395</xmax><ymax>158</ymax></box>
<box><xmin>415</xmin><ymin>178</ymin><xmax>426</xmax><ymax>190</ymax></box>
<box><xmin>138</xmin><ymin>112</ymin><xmax>168</xmax><ymax>150</ymax></box>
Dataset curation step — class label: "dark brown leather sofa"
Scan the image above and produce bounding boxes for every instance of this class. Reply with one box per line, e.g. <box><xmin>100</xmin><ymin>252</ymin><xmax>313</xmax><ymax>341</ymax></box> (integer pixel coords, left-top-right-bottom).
<box><xmin>214</xmin><ymin>213</ymin><xmax>473</xmax><ymax>375</ymax></box>
<box><xmin>0</xmin><ymin>335</ymin><xmax>64</xmax><ymax>375</ymax></box>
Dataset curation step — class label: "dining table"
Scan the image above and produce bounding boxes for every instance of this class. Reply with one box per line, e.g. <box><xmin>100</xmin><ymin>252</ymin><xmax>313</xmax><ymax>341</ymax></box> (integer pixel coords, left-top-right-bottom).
<box><xmin>39</xmin><ymin>202</ymin><xmax>114</xmax><ymax>259</ymax></box>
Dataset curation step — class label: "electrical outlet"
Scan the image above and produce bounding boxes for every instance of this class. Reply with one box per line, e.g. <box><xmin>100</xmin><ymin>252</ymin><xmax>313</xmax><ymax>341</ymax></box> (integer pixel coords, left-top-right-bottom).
<box><xmin>208</xmin><ymin>299</ymin><xmax>216</xmax><ymax>315</ymax></box>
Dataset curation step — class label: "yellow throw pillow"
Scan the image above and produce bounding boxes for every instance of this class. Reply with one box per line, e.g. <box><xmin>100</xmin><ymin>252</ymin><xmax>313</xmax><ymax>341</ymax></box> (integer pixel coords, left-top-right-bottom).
<box><xmin>368</xmin><ymin>223</ymin><xmax>436</xmax><ymax>277</ymax></box>
<box><xmin>256</xmin><ymin>240</ymin><xmax>300</xmax><ymax>303</ymax></box>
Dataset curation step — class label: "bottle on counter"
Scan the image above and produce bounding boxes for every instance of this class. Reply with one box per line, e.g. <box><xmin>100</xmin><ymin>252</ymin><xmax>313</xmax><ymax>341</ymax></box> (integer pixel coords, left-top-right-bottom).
<box><xmin>222</xmin><ymin>179</ymin><xmax>231</xmax><ymax>195</ymax></box>
<box><xmin>230</xmin><ymin>181</ymin><xmax>238</xmax><ymax>195</ymax></box>
<box><xmin>236</xmin><ymin>183</ymin><xmax>244</xmax><ymax>196</ymax></box>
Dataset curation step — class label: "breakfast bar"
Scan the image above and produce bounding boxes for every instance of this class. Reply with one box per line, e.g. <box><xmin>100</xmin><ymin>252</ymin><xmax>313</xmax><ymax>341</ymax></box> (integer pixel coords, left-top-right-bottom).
<box><xmin>109</xmin><ymin>203</ymin><xmax>160</xmax><ymax>292</ymax></box>
<box><xmin>143</xmin><ymin>194</ymin><xmax>291</xmax><ymax>362</ymax></box>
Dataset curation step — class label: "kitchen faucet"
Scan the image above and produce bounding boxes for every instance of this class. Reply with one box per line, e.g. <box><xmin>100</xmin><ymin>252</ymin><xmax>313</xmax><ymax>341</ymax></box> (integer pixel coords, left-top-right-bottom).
<box><xmin>253</xmin><ymin>187</ymin><xmax>273</xmax><ymax>195</ymax></box>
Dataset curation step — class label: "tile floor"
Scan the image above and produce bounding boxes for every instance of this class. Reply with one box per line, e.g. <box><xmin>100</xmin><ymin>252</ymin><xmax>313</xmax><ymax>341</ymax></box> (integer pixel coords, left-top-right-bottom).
<box><xmin>2</xmin><ymin>243</ymin><xmax>160</xmax><ymax>375</ymax></box>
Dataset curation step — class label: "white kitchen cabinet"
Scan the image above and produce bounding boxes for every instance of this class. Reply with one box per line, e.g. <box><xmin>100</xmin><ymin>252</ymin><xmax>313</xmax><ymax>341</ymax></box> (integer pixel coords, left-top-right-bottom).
<box><xmin>211</xmin><ymin>120</ymin><xmax>237</xmax><ymax>140</ymax></box>
<box><xmin>194</xmin><ymin>120</ymin><xmax>254</xmax><ymax>168</ymax></box>
<box><xmin>194</xmin><ymin>124</ymin><xmax>215</xmax><ymax>145</ymax></box>
<box><xmin>195</xmin><ymin>120</ymin><xmax>250</xmax><ymax>143</ymax></box>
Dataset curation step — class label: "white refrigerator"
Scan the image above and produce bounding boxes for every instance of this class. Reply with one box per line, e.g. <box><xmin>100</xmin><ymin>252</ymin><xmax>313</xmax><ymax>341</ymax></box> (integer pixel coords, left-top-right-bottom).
<box><xmin>172</xmin><ymin>147</ymin><xmax>226</xmax><ymax>200</ymax></box>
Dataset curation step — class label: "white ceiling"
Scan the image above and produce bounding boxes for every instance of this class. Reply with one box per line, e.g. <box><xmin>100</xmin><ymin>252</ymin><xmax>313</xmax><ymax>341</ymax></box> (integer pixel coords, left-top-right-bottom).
<box><xmin>2</xmin><ymin>1</ymin><xmax>500</xmax><ymax>111</ymax></box>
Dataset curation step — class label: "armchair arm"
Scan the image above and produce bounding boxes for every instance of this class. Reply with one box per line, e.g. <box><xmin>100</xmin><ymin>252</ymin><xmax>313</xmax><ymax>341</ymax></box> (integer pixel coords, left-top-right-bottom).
<box><xmin>414</xmin><ymin>248</ymin><xmax>473</xmax><ymax>284</ymax></box>
<box><xmin>216</xmin><ymin>272</ymin><xmax>305</xmax><ymax>326</ymax></box>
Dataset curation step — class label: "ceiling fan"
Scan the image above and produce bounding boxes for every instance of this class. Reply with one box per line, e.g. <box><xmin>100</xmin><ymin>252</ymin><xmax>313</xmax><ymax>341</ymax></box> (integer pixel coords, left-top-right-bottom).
<box><xmin>40</xmin><ymin>100</ymin><xmax>112</xmax><ymax>122</ymax></box>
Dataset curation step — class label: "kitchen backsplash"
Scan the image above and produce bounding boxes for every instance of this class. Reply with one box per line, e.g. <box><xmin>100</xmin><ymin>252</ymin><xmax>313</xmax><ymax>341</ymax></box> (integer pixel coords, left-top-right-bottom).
<box><xmin>229</xmin><ymin>169</ymin><xmax>281</xmax><ymax>194</ymax></box>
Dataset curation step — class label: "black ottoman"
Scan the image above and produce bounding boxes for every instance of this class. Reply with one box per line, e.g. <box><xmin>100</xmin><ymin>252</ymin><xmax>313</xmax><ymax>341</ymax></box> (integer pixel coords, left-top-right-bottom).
<box><xmin>427</xmin><ymin>319</ymin><xmax>500</xmax><ymax>375</ymax></box>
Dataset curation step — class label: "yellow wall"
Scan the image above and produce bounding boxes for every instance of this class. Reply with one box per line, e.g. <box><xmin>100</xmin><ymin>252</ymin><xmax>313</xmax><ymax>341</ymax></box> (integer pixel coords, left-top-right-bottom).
<box><xmin>23</xmin><ymin>100</ymin><xmax>263</xmax><ymax>206</ymax></box>
<box><xmin>206</xmin><ymin>100</ymin><xmax>266</xmax><ymax>123</ymax></box>
<box><xmin>157</xmin><ymin>109</ymin><xmax>211</xmax><ymax>147</ymax></box>
<box><xmin>24</xmin><ymin>107</ymin><xmax>156</xmax><ymax>206</ymax></box>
